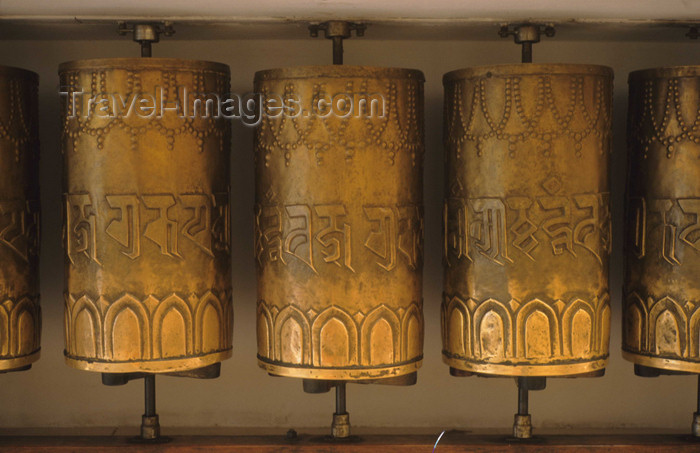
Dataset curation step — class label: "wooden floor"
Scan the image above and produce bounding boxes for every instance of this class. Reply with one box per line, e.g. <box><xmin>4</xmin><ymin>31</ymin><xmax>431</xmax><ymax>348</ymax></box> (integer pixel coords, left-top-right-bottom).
<box><xmin>1</xmin><ymin>432</ymin><xmax>700</xmax><ymax>452</ymax></box>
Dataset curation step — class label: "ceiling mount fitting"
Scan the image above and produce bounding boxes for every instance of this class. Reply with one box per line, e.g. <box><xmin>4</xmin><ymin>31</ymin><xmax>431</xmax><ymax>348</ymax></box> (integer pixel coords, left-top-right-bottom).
<box><xmin>309</xmin><ymin>21</ymin><xmax>367</xmax><ymax>65</ymax></box>
<box><xmin>499</xmin><ymin>23</ymin><xmax>555</xmax><ymax>63</ymax></box>
<box><xmin>117</xmin><ymin>21</ymin><xmax>175</xmax><ymax>58</ymax></box>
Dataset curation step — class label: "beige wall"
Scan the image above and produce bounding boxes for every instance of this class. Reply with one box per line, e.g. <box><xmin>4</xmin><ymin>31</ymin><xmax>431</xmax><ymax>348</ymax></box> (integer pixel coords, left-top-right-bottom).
<box><xmin>0</xmin><ymin>37</ymin><xmax>698</xmax><ymax>432</ymax></box>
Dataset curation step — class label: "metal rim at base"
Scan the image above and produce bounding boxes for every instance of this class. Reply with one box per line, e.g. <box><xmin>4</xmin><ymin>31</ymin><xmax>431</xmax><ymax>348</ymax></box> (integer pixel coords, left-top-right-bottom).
<box><xmin>442</xmin><ymin>355</ymin><xmax>607</xmax><ymax>377</ymax></box>
<box><xmin>622</xmin><ymin>350</ymin><xmax>700</xmax><ymax>374</ymax></box>
<box><xmin>0</xmin><ymin>350</ymin><xmax>40</xmax><ymax>371</ymax></box>
<box><xmin>65</xmin><ymin>349</ymin><xmax>232</xmax><ymax>373</ymax></box>
<box><xmin>258</xmin><ymin>358</ymin><xmax>423</xmax><ymax>380</ymax></box>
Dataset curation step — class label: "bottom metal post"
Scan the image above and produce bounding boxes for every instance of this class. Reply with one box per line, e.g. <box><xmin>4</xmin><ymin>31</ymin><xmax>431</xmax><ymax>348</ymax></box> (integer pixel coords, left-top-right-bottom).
<box><xmin>693</xmin><ymin>375</ymin><xmax>700</xmax><ymax>437</ymax></box>
<box><xmin>331</xmin><ymin>382</ymin><xmax>351</xmax><ymax>439</ymax></box>
<box><xmin>513</xmin><ymin>377</ymin><xmax>532</xmax><ymax>439</ymax></box>
<box><xmin>141</xmin><ymin>374</ymin><xmax>160</xmax><ymax>441</ymax></box>
<box><xmin>512</xmin><ymin>376</ymin><xmax>546</xmax><ymax>439</ymax></box>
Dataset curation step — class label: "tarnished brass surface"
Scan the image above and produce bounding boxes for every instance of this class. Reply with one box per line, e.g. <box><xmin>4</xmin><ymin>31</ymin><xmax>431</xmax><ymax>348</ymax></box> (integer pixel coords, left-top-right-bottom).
<box><xmin>60</xmin><ymin>58</ymin><xmax>232</xmax><ymax>373</ymax></box>
<box><xmin>331</xmin><ymin>413</ymin><xmax>351</xmax><ymax>438</ymax></box>
<box><xmin>624</xmin><ymin>66</ymin><xmax>700</xmax><ymax>373</ymax></box>
<box><xmin>254</xmin><ymin>66</ymin><xmax>424</xmax><ymax>380</ymax></box>
<box><xmin>0</xmin><ymin>66</ymin><xmax>40</xmax><ymax>371</ymax></box>
<box><xmin>513</xmin><ymin>414</ymin><xmax>532</xmax><ymax>439</ymax></box>
<box><xmin>442</xmin><ymin>64</ymin><xmax>613</xmax><ymax>376</ymax></box>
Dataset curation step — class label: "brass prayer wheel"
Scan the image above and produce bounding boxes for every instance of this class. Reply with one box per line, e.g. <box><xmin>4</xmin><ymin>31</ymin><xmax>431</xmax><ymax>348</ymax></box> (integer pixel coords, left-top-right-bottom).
<box><xmin>60</xmin><ymin>58</ymin><xmax>232</xmax><ymax>373</ymax></box>
<box><xmin>624</xmin><ymin>66</ymin><xmax>700</xmax><ymax>373</ymax></box>
<box><xmin>442</xmin><ymin>64</ymin><xmax>613</xmax><ymax>376</ymax></box>
<box><xmin>0</xmin><ymin>66</ymin><xmax>41</xmax><ymax>372</ymax></box>
<box><xmin>254</xmin><ymin>66</ymin><xmax>425</xmax><ymax>380</ymax></box>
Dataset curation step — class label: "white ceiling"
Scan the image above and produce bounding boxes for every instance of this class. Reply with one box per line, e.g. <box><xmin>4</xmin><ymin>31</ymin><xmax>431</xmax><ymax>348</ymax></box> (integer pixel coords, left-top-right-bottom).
<box><xmin>1</xmin><ymin>0</ymin><xmax>699</xmax><ymax>21</ymax></box>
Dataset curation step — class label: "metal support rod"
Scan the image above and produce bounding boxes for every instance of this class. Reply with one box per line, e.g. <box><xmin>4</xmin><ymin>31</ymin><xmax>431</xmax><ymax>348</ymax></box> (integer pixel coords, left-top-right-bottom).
<box><xmin>513</xmin><ymin>377</ymin><xmax>533</xmax><ymax>439</ymax></box>
<box><xmin>499</xmin><ymin>23</ymin><xmax>555</xmax><ymax>65</ymax></box>
<box><xmin>521</xmin><ymin>42</ymin><xmax>532</xmax><ymax>64</ymax></box>
<box><xmin>335</xmin><ymin>382</ymin><xmax>346</xmax><ymax>414</ymax></box>
<box><xmin>309</xmin><ymin>21</ymin><xmax>365</xmax><ymax>66</ymax></box>
<box><xmin>144</xmin><ymin>374</ymin><xmax>156</xmax><ymax>417</ymax></box>
<box><xmin>696</xmin><ymin>375</ymin><xmax>700</xmax><ymax>415</ymax></box>
<box><xmin>332</xmin><ymin>36</ymin><xmax>343</xmax><ymax>65</ymax></box>
<box><xmin>331</xmin><ymin>382</ymin><xmax>351</xmax><ymax>439</ymax></box>
<box><xmin>517</xmin><ymin>377</ymin><xmax>529</xmax><ymax>415</ymax></box>
<box><xmin>140</xmin><ymin>374</ymin><xmax>161</xmax><ymax>441</ymax></box>
<box><xmin>141</xmin><ymin>41</ymin><xmax>152</xmax><ymax>58</ymax></box>
<box><xmin>694</xmin><ymin>375</ymin><xmax>700</xmax><ymax>437</ymax></box>
<box><xmin>118</xmin><ymin>22</ymin><xmax>174</xmax><ymax>59</ymax></box>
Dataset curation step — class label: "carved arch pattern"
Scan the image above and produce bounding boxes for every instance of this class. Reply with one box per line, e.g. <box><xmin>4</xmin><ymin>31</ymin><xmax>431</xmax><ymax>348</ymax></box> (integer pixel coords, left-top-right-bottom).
<box><xmin>0</xmin><ymin>296</ymin><xmax>40</xmax><ymax>360</ymax></box>
<box><xmin>441</xmin><ymin>292</ymin><xmax>609</xmax><ymax>364</ymax></box>
<box><xmin>64</xmin><ymin>290</ymin><xmax>232</xmax><ymax>362</ymax></box>
<box><xmin>257</xmin><ymin>299</ymin><xmax>423</xmax><ymax>368</ymax></box>
<box><xmin>624</xmin><ymin>291</ymin><xmax>700</xmax><ymax>362</ymax></box>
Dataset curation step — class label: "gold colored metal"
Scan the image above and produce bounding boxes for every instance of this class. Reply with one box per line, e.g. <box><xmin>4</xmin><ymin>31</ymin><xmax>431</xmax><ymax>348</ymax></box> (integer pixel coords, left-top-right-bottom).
<box><xmin>254</xmin><ymin>65</ymin><xmax>425</xmax><ymax>381</ymax></box>
<box><xmin>623</xmin><ymin>66</ymin><xmax>700</xmax><ymax>373</ymax></box>
<box><xmin>513</xmin><ymin>414</ymin><xmax>532</xmax><ymax>439</ymax></box>
<box><xmin>331</xmin><ymin>413</ymin><xmax>351</xmax><ymax>438</ymax></box>
<box><xmin>442</xmin><ymin>64</ymin><xmax>613</xmax><ymax>376</ymax></box>
<box><xmin>0</xmin><ymin>66</ymin><xmax>40</xmax><ymax>372</ymax></box>
<box><xmin>60</xmin><ymin>58</ymin><xmax>232</xmax><ymax>373</ymax></box>
<box><xmin>141</xmin><ymin>415</ymin><xmax>160</xmax><ymax>440</ymax></box>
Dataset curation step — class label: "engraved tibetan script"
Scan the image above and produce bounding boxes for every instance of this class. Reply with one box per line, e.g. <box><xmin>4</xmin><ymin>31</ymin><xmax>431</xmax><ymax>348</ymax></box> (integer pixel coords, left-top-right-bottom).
<box><xmin>629</xmin><ymin>196</ymin><xmax>700</xmax><ymax>266</ymax></box>
<box><xmin>0</xmin><ymin>199</ymin><xmax>39</xmax><ymax>263</ymax></box>
<box><xmin>444</xmin><ymin>193</ymin><xmax>609</xmax><ymax>266</ymax></box>
<box><xmin>255</xmin><ymin>202</ymin><xmax>423</xmax><ymax>273</ymax></box>
<box><xmin>65</xmin><ymin>191</ymin><xmax>230</xmax><ymax>265</ymax></box>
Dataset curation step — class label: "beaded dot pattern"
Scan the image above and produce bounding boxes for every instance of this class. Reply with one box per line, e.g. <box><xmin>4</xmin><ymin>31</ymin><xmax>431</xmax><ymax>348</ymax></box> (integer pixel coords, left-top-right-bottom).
<box><xmin>628</xmin><ymin>76</ymin><xmax>700</xmax><ymax>160</ymax></box>
<box><xmin>60</xmin><ymin>67</ymin><xmax>229</xmax><ymax>154</ymax></box>
<box><xmin>444</xmin><ymin>72</ymin><xmax>611</xmax><ymax>160</ymax></box>
<box><xmin>255</xmin><ymin>77</ymin><xmax>424</xmax><ymax>168</ymax></box>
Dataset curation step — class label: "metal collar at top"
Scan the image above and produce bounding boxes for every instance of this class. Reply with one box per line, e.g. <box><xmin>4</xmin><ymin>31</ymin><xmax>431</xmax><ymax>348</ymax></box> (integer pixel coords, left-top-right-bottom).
<box><xmin>117</xmin><ymin>21</ymin><xmax>176</xmax><ymax>58</ymax></box>
<box><xmin>309</xmin><ymin>20</ymin><xmax>367</xmax><ymax>65</ymax></box>
<box><xmin>499</xmin><ymin>23</ymin><xmax>555</xmax><ymax>63</ymax></box>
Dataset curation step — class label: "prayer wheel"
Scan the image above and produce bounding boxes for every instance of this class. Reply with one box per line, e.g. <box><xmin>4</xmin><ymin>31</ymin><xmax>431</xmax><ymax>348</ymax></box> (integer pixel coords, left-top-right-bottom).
<box><xmin>624</xmin><ymin>66</ymin><xmax>700</xmax><ymax>373</ymax></box>
<box><xmin>60</xmin><ymin>58</ymin><xmax>232</xmax><ymax>373</ymax></box>
<box><xmin>0</xmin><ymin>66</ymin><xmax>40</xmax><ymax>372</ymax></box>
<box><xmin>442</xmin><ymin>64</ymin><xmax>613</xmax><ymax>377</ymax></box>
<box><xmin>254</xmin><ymin>66</ymin><xmax>425</xmax><ymax>381</ymax></box>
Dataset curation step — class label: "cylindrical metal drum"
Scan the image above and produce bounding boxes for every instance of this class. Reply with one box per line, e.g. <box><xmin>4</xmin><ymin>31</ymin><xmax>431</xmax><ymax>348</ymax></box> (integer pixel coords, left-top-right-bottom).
<box><xmin>442</xmin><ymin>64</ymin><xmax>613</xmax><ymax>376</ymax></box>
<box><xmin>0</xmin><ymin>66</ymin><xmax>40</xmax><ymax>372</ymax></box>
<box><xmin>254</xmin><ymin>66</ymin><xmax>424</xmax><ymax>380</ymax></box>
<box><xmin>624</xmin><ymin>66</ymin><xmax>700</xmax><ymax>373</ymax></box>
<box><xmin>60</xmin><ymin>58</ymin><xmax>232</xmax><ymax>373</ymax></box>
